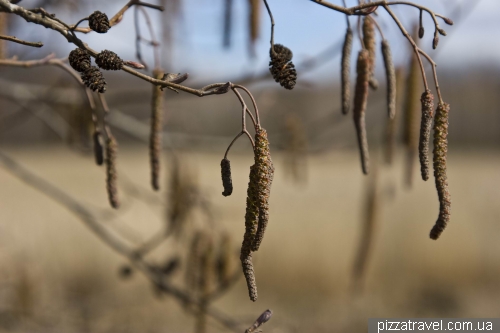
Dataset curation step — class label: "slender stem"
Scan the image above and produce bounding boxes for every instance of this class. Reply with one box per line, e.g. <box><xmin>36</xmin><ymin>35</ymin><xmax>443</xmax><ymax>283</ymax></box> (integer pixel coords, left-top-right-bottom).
<box><xmin>262</xmin><ymin>0</ymin><xmax>275</xmax><ymax>55</ymax></box>
<box><xmin>0</xmin><ymin>34</ymin><xmax>43</xmax><ymax>47</ymax></box>
<box><xmin>138</xmin><ymin>6</ymin><xmax>160</xmax><ymax>70</ymax></box>
<box><xmin>224</xmin><ymin>131</ymin><xmax>245</xmax><ymax>159</ymax></box>
<box><xmin>231</xmin><ymin>87</ymin><xmax>257</xmax><ymax>129</ymax></box>
<box><xmin>383</xmin><ymin>4</ymin><xmax>428</xmax><ymax>91</ymax></box>
<box><xmin>233</xmin><ymin>84</ymin><xmax>260</xmax><ymax>126</ymax></box>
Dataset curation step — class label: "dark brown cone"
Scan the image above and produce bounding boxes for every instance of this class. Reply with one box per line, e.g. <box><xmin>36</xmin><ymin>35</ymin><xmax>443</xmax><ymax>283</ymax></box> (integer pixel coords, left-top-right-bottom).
<box><xmin>220</xmin><ymin>158</ymin><xmax>233</xmax><ymax>196</ymax></box>
<box><xmin>251</xmin><ymin>127</ymin><xmax>274</xmax><ymax>252</ymax></box>
<box><xmin>150</xmin><ymin>69</ymin><xmax>164</xmax><ymax>191</ymax></box>
<box><xmin>269</xmin><ymin>44</ymin><xmax>297</xmax><ymax>90</ymax></box>
<box><xmin>341</xmin><ymin>28</ymin><xmax>353</xmax><ymax>115</ymax></box>
<box><xmin>106</xmin><ymin>134</ymin><xmax>119</xmax><ymax>209</ymax></box>
<box><xmin>93</xmin><ymin>130</ymin><xmax>104</xmax><ymax>166</ymax></box>
<box><xmin>430</xmin><ymin>103</ymin><xmax>451</xmax><ymax>240</ymax></box>
<box><xmin>353</xmin><ymin>50</ymin><xmax>370</xmax><ymax>175</ymax></box>
<box><xmin>89</xmin><ymin>11</ymin><xmax>110</xmax><ymax>34</ymax></box>
<box><xmin>381</xmin><ymin>40</ymin><xmax>396</xmax><ymax>119</ymax></box>
<box><xmin>69</xmin><ymin>48</ymin><xmax>91</xmax><ymax>72</ymax></box>
<box><xmin>419</xmin><ymin>90</ymin><xmax>434</xmax><ymax>181</ymax></box>
<box><xmin>95</xmin><ymin>50</ymin><xmax>123</xmax><ymax>70</ymax></box>
<box><xmin>81</xmin><ymin>66</ymin><xmax>106</xmax><ymax>93</ymax></box>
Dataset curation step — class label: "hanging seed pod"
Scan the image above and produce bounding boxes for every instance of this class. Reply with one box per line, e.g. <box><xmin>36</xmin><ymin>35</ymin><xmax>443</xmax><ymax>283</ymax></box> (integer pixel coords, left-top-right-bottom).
<box><xmin>150</xmin><ymin>69</ymin><xmax>164</xmax><ymax>191</ymax></box>
<box><xmin>381</xmin><ymin>40</ymin><xmax>396</xmax><ymax>119</ymax></box>
<box><xmin>95</xmin><ymin>50</ymin><xmax>123</xmax><ymax>70</ymax></box>
<box><xmin>220</xmin><ymin>158</ymin><xmax>233</xmax><ymax>197</ymax></box>
<box><xmin>430</xmin><ymin>103</ymin><xmax>451</xmax><ymax>240</ymax></box>
<box><xmin>81</xmin><ymin>66</ymin><xmax>106</xmax><ymax>93</ymax></box>
<box><xmin>418</xmin><ymin>10</ymin><xmax>425</xmax><ymax>38</ymax></box>
<box><xmin>269</xmin><ymin>44</ymin><xmax>297</xmax><ymax>90</ymax></box>
<box><xmin>251</xmin><ymin>127</ymin><xmax>274</xmax><ymax>252</ymax></box>
<box><xmin>68</xmin><ymin>48</ymin><xmax>91</xmax><ymax>72</ymax></box>
<box><xmin>353</xmin><ymin>50</ymin><xmax>370</xmax><ymax>175</ymax></box>
<box><xmin>93</xmin><ymin>130</ymin><xmax>104</xmax><ymax>166</ymax></box>
<box><xmin>341</xmin><ymin>28</ymin><xmax>353</xmax><ymax>115</ymax></box>
<box><xmin>240</xmin><ymin>165</ymin><xmax>259</xmax><ymax>301</ymax></box>
<box><xmin>363</xmin><ymin>17</ymin><xmax>377</xmax><ymax>91</ymax></box>
<box><xmin>419</xmin><ymin>90</ymin><xmax>434</xmax><ymax>181</ymax></box>
<box><xmin>106</xmin><ymin>134</ymin><xmax>119</xmax><ymax>209</ymax></box>
<box><xmin>89</xmin><ymin>11</ymin><xmax>110</xmax><ymax>34</ymax></box>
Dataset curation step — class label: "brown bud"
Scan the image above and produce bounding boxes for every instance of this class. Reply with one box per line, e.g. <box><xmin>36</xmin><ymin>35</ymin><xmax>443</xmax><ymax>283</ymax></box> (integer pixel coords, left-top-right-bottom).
<box><xmin>442</xmin><ymin>17</ymin><xmax>454</xmax><ymax>25</ymax></box>
<box><xmin>341</xmin><ymin>28</ymin><xmax>353</xmax><ymax>115</ymax></box>
<box><xmin>433</xmin><ymin>35</ymin><xmax>439</xmax><ymax>49</ymax></box>
<box><xmin>430</xmin><ymin>103</ymin><xmax>451</xmax><ymax>240</ymax></box>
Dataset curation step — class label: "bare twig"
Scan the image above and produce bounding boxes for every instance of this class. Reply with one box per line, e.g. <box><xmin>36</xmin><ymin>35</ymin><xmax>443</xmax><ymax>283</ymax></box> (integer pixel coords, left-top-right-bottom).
<box><xmin>0</xmin><ymin>34</ymin><xmax>42</xmax><ymax>47</ymax></box>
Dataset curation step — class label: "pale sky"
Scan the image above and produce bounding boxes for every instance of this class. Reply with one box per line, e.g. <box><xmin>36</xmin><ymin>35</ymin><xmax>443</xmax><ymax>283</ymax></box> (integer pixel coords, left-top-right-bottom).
<box><xmin>6</xmin><ymin>0</ymin><xmax>500</xmax><ymax>82</ymax></box>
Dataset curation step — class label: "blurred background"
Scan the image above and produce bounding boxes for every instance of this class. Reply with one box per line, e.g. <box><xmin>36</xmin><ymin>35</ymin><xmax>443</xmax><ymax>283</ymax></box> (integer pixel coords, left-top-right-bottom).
<box><xmin>1</xmin><ymin>0</ymin><xmax>500</xmax><ymax>332</ymax></box>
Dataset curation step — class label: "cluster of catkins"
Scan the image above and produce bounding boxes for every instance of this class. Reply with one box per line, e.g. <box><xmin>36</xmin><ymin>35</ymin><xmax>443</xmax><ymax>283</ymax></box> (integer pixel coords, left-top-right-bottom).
<box><xmin>220</xmin><ymin>127</ymin><xmax>274</xmax><ymax>301</ymax></box>
<box><xmin>341</xmin><ymin>16</ymin><xmax>451</xmax><ymax>239</ymax></box>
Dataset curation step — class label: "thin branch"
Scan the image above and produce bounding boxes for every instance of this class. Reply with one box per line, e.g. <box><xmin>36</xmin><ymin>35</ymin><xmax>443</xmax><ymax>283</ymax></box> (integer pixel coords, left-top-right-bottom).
<box><xmin>262</xmin><ymin>0</ymin><xmax>275</xmax><ymax>54</ymax></box>
<box><xmin>0</xmin><ymin>34</ymin><xmax>43</xmax><ymax>47</ymax></box>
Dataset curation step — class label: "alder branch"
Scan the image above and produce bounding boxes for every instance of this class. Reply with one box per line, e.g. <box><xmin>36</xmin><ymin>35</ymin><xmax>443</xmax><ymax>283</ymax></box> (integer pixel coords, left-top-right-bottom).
<box><xmin>0</xmin><ymin>34</ymin><xmax>43</xmax><ymax>47</ymax></box>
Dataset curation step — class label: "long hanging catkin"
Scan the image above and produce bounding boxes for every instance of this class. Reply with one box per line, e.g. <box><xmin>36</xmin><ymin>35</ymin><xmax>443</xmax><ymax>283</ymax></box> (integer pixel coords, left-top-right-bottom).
<box><xmin>381</xmin><ymin>39</ymin><xmax>396</xmax><ymax>119</ymax></box>
<box><xmin>430</xmin><ymin>103</ymin><xmax>451</xmax><ymax>240</ymax></box>
<box><xmin>251</xmin><ymin>128</ymin><xmax>274</xmax><ymax>252</ymax></box>
<box><xmin>419</xmin><ymin>90</ymin><xmax>434</xmax><ymax>181</ymax></box>
<box><xmin>341</xmin><ymin>28</ymin><xmax>353</xmax><ymax>115</ymax></box>
<box><xmin>220</xmin><ymin>158</ymin><xmax>233</xmax><ymax>196</ymax></box>
<box><xmin>353</xmin><ymin>50</ymin><xmax>370</xmax><ymax>175</ymax></box>
<box><xmin>241</xmin><ymin>164</ymin><xmax>259</xmax><ymax>301</ymax></box>
<box><xmin>150</xmin><ymin>69</ymin><xmax>164</xmax><ymax>191</ymax></box>
<box><xmin>106</xmin><ymin>134</ymin><xmax>119</xmax><ymax>209</ymax></box>
<box><xmin>363</xmin><ymin>17</ymin><xmax>377</xmax><ymax>90</ymax></box>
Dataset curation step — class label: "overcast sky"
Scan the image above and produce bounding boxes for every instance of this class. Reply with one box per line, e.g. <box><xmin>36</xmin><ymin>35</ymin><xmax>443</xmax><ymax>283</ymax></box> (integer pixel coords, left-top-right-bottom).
<box><xmin>6</xmin><ymin>0</ymin><xmax>500</xmax><ymax>82</ymax></box>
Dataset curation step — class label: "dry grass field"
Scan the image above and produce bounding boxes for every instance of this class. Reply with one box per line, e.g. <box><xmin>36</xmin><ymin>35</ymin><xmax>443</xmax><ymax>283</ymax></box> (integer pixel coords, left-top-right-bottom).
<box><xmin>1</xmin><ymin>146</ymin><xmax>499</xmax><ymax>332</ymax></box>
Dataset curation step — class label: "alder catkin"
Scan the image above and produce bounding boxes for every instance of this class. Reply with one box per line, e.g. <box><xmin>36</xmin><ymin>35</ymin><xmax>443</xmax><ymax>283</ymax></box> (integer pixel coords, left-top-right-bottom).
<box><xmin>363</xmin><ymin>17</ymin><xmax>377</xmax><ymax>91</ymax></box>
<box><xmin>353</xmin><ymin>50</ymin><xmax>370</xmax><ymax>175</ymax></box>
<box><xmin>220</xmin><ymin>158</ymin><xmax>233</xmax><ymax>197</ymax></box>
<box><xmin>430</xmin><ymin>103</ymin><xmax>451</xmax><ymax>240</ymax></box>
<box><xmin>419</xmin><ymin>90</ymin><xmax>434</xmax><ymax>181</ymax></box>
<box><xmin>341</xmin><ymin>28</ymin><xmax>353</xmax><ymax>115</ymax></box>
<box><xmin>240</xmin><ymin>165</ymin><xmax>259</xmax><ymax>301</ymax></box>
<box><xmin>105</xmin><ymin>134</ymin><xmax>119</xmax><ymax>209</ymax></box>
<box><xmin>251</xmin><ymin>128</ymin><xmax>274</xmax><ymax>252</ymax></box>
<box><xmin>93</xmin><ymin>130</ymin><xmax>104</xmax><ymax>166</ymax></box>
<box><xmin>381</xmin><ymin>40</ymin><xmax>396</xmax><ymax>119</ymax></box>
<box><xmin>150</xmin><ymin>69</ymin><xmax>164</xmax><ymax>191</ymax></box>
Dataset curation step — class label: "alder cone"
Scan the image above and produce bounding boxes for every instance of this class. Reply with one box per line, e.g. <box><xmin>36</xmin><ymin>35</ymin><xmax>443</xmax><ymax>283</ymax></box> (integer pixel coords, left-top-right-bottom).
<box><xmin>81</xmin><ymin>66</ymin><xmax>106</xmax><ymax>93</ymax></box>
<box><xmin>89</xmin><ymin>11</ymin><xmax>110</xmax><ymax>33</ymax></box>
<box><xmin>69</xmin><ymin>48</ymin><xmax>91</xmax><ymax>72</ymax></box>
<box><xmin>269</xmin><ymin>44</ymin><xmax>297</xmax><ymax>90</ymax></box>
<box><xmin>95</xmin><ymin>50</ymin><xmax>123</xmax><ymax>70</ymax></box>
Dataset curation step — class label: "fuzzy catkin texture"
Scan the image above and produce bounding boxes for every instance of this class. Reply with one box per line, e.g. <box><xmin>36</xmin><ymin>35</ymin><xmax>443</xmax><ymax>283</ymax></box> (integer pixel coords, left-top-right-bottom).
<box><xmin>106</xmin><ymin>135</ymin><xmax>119</xmax><ymax>209</ymax></box>
<box><xmin>89</xmin><ymin>11</ymin><xmax>110</xmax><ymax>34</ymax></box>
<box><xmin>93</xmin><ymin>130</ymin><xmax>104</xmax><ymax>166</ymax></box>
<box><xmin>69</xmin><ymin>48</ymin><xmax>91</xmax><ymax>72</ymax></box>
<box><xmin>251</xmin><ymin>128</ymin><xmax>274</xmax><ymax>252</ymax></box>
<box><xmin>269</xmin><ymin>44</ymin><xmax>297</xmax><ymax>90</ymax></box>
<box><xmin>382</xmin><ymin>40</ymin><xmax>396</xmax><ymax>119</ymax></box>
<box><xmin>150</xmin><ymin>70</ymin><xmax>163</xmax><ymax>191</ymax></box>
<box><xmin>353</xmin><ymin>50</ymin><xmax>370</xmax><ymax>175</ymax></box>
<box><xmin>363</xmin><ymin>17</ymin><xmax>376</xmax><ymax>90</ymax></box>
<box><xmin>81</xmin><ymin>66</ymin><xmax>106</xmax><ymax>93</ymax></box>
<box><xmin>220</xmin><ymin>158</ymin><xmax>233</xmax><ymax>197</ymax></box>
<box><xmin>430</xmin><ymin>103</ymin><xmax>451</xmax><ymax>240</ymax></box>
<box><xmin>419</xmin><ymin>90</ymin><xmax>434</xmax><ymax>181</ymax></box>
<box><xmin>241</xmin><ymin>165</ymin><xmax>259</xmax><ymax>301</ymax></box>
<box><xmin>95</xmin><ymin>50</ymin><xmax>123</xmax><ymax>70</ymax></box>
<box><xmin>341</xmin><ymin>28</ymin><xmax>353</xmax><ymax>115</ymax></box>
